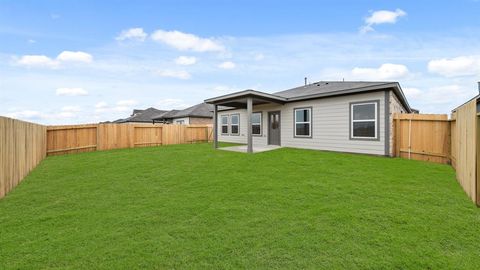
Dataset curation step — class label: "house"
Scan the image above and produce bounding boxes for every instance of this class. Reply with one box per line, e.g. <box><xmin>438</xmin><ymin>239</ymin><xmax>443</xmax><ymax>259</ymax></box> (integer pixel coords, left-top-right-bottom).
<box><xmin>205</xmin><ymin>81</ymin><xmax>413</xmax><ymax>155</ymax></box>
<box><xmin>113</xmin><ymin>107</ymin><xmax>168</xmax><ymax>123</ymax></box>
<box><xmin>152</xmin><ymin>102</ymin><xmax>213</xmax><ymax>125</ymax></box>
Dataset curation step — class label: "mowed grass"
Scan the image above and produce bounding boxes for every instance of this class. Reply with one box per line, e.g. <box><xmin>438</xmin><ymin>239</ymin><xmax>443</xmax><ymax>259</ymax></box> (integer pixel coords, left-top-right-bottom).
<box><xmin>1</xmin><ymin>143</ymin><xmax>479</xmax><ymax>269</ymax></box>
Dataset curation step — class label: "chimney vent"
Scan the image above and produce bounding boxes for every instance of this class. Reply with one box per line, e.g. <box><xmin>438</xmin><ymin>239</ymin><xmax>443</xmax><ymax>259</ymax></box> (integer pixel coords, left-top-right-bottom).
<box><xmin>304</xmin><ymin>77</ymin><xmax>308</xmax><ymax>86</ymax></box>
<box><xmin>478</xmin><ymin>82</ymin><xmax>480</xmax><ymax>93</ymax></box>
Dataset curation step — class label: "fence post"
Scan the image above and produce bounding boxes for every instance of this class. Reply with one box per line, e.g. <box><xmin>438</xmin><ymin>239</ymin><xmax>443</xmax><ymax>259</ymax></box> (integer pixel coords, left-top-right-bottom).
<box><xmin>395</xmin><ymin>117</ymin><xmax>401</xmax><ymax>157</ymax></box>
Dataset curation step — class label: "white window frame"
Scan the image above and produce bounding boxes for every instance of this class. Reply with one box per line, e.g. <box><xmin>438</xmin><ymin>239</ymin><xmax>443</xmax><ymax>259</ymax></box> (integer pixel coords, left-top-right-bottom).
<box><xmin>294</xmin><ymin>107</ymin><xmax>312</xmax><ymax>138</ymax></box>
<box><xmin>221</xmin><ymin>115</ymin><xmax>229</xmax><ymax>135</ymax></box>
<box><xmin>230</xmin><ymin>114</ymin><xmax>240</xmax><ymax>135</ymax></box>
<box><xmin>350</xmin><ymin>102</ymin><xmax>378</xmax><ymax>139</ymax></box>
<box><xmin>251</xmin><ymin>112</ymin><xmax>262</xmax><ymax>136</ymax></box>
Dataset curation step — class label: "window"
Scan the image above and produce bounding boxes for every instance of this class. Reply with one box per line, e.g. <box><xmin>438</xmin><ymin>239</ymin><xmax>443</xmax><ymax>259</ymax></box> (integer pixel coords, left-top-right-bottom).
<box><xmin>251</xmin><ymin>112</ymin><xmax>262</xmax><ymax>135</ymax></box>
<box><xmin>351</xmin><ymin>102</ymin><xmax>378</xmax><ymax>139</ymax></box>
<box><xmin>294</xmin><ymin>108</ymin><xmax>312</xmax><ymax>137</ymax></box>
<box><xmin>230</xmin><ymin>114</ymin><xmax>239</xmax><ymax>135</ymax></box>
<box><xmin>221</xmin><ymin>115</ymin><xmax>228</xmax><ymax>134</ymax></box>
<box><xmin>175</xmin><ymin>120</ymin><xmax>185</xmax><ymax>125</ymax></box>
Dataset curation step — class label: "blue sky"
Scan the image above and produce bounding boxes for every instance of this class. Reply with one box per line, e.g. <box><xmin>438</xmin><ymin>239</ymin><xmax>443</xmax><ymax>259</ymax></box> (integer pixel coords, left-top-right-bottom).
<box><xmin>1</xmin><ymin>0</ymin><xmax>480</xmax><ymax>124</ymax></box>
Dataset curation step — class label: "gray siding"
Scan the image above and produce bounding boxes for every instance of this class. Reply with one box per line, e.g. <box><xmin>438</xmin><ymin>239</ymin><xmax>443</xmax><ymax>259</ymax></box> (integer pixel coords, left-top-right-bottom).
<box><xmin>217</xmin><ymin>91</ymin><xmax>388</xmax><ymax>155</ymax></box>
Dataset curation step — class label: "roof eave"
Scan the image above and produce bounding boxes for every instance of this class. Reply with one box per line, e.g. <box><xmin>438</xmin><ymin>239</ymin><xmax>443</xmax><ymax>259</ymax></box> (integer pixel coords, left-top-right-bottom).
<box><xmin>285</xmin><ymin>82</ymin><xmax>412</xmax><ymax>113</ymax></box>
<box><xmin>204</xmin><ymin>89</ymin><xmax>287</xmax><ymax>104</ymax></box>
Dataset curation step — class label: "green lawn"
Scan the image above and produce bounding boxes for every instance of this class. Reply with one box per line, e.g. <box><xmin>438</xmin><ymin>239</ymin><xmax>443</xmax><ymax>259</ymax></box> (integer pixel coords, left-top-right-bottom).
<box><xmin>0</xmin><ymin>143</ymin><xmax>479</xmax><ymax>269</ymax></box>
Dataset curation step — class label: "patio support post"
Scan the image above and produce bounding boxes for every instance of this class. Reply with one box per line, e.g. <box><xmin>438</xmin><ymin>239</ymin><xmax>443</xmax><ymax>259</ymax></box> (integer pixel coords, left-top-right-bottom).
<box><xmin>213</xmin><ymin>104</ymin><xmax>218</xmax><ymax>149</ymax></box>
<box><xmin>247</xmin><ymin>97</ymin><xmax>253</xmax><ymax>153</ymax></box>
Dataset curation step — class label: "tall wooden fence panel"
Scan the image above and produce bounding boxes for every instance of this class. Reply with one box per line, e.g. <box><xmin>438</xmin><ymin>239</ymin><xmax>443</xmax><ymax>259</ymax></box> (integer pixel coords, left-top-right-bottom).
<box><xmin>47</xmin><ymin>125</ymin><xmax>97</xmax><ymax>156</ymax></box>
<box><xmin>134</xmin><ymin>126</ymin><xmax>163</xmax><ymax>147</ymax></box>
<box><xmin>393</xmin><ymin>114</ymin><xmax>451</xmax><ymax>164</ymax></box>
<box><xmin>46</xmin><ymin>124</ymin><xmax>212</xmax><ymax>155</ymax></box>
<box><xmin>450</xmin><ymin>100</ymin><xmax>478</xmax><ymax>204</ymax></box>
<box><xmin>0</xmin><ymin>116</ymin><xmax>46</xmax><ymax>198</ymax></box>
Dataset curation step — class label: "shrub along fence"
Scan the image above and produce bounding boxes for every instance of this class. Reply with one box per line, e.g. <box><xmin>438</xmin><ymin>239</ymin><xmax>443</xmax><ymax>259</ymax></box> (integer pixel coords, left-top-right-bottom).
<box><xmin>0</xmin><ymin>116</ymin><xmax>212</xmax><ymax>198</ymax></box>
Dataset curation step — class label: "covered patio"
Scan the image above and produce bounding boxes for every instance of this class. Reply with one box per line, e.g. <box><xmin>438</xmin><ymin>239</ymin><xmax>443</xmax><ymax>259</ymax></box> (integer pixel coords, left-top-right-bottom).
<box><xmin>205</xmin><ymin>90</ymin><xmax>286</xmax><ymax>153</ymax></box>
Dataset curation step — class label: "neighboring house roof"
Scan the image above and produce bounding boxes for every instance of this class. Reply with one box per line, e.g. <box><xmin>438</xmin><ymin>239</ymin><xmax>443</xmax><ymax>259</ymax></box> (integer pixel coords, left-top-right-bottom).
<box><xmin>152</xmin><ymin>103</ymin><xmax>214</xmax><ymax>120</ymax></box>
<box><xmin>205</xmin><ymin>81</ymin><xmax>412</xmax><ymax>113</ymax></box>
<box><xmin>153</xmin><ymin>110</ymin><xmax>180</xmax><ymax>119</ymax></box>
<box><xmin>115</xmin><ymin>107</ymin><xmax>168</xmax><ymax>123</ymax></box>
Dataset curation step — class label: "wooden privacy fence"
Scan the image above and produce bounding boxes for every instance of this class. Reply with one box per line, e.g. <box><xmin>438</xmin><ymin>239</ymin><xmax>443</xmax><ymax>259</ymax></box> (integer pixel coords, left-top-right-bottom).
<box><xmin>0</xmin><ymin>117</ymin><xmax>46</xmax><ymax>199</ymax></box>
<box><xmin>394</xmin><ymin>106</ymin><xmax>480</xmax><ymax>205</ymax></box>
<box><xmin>450</xmin><ymin>99</ymin><xmax>479</xmax><ymax>205</ymax></box>
<box><xmin>47</xmin><ymin>123</ymin><xmax>213</xmax><ymax>156</ymax></box>
<box><xmin>0</xmin><ymin>117</ymin><xmax>212</xmax><ymax>199</ymax></box>
<box><xmin>393</xmin><ymin>114</ymin><xmax>451</xmax><ymax>164</ymax></box>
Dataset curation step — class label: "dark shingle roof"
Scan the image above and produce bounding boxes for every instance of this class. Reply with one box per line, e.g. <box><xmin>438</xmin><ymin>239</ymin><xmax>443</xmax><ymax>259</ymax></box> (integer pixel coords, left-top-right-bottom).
<box><xmin>273</xmin><ymin>81</ymin><xmax>392</xmax><ymax>99</ymax></box>
<box><xmin>116</xmin><ymin>107</ymin><xmax>168</xmax><ymax>123</ymax></box>
<box><xmin>153</xmin><ymin>103</ymin><xmax>213</xmax><ymax>120</ymax></box>
<box><xmin>153</xmin><ymin>110</ymin><xmax>180</xmax><ymax>119</ymax></box>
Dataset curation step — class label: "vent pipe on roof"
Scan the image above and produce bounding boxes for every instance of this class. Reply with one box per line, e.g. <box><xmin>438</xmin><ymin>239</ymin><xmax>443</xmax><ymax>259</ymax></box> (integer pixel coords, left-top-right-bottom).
<box><xmin>304</xmin><ymin>77</ymin><xmax>307</xmax><ymax>86</ymax></box>
<box><xmin>478</xmin><ymin>81</ymin><xmax>480</xmax><ymax>94</ymax></box>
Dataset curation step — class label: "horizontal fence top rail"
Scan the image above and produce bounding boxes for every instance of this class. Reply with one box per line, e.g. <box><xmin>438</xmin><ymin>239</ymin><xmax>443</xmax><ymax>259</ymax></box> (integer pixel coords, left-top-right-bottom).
<box><xmin>394</xmin><ymin>113</ymin><xmax>450</xmax><ymax>121</ymax></box>
<box><xmin>47</xmin><ymin>124</ymin><xmax>99</xmax><ymax>130</ymax></box>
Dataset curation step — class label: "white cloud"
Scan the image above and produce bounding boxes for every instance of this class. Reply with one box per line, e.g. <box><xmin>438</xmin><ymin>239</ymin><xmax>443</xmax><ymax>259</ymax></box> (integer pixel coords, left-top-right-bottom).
<box><xmin>16</xmin><ymin>51</ymin><xmax>93</xmax><ymax>68</ymax></box>
<box><xmin>151</xmin><ymin>29</ymin><xmax>224</xmax><ymax>52</ymax></box>
<box><xmin>403</xmin><ymin>87</ymin><xmax>422</xmax><ymax>99</ymax></box>
<box><xmin>28</xmin><ymin>39</ymin><xmax>36</xmax><ymax>44</ymax></box>
<box><xmin>360</xmin><ymin>9</ymin><xmax>407</xmax><ymax>33</ymax></box>
<box><xmin>114</xmin><ymin>100</ymin><xmax>139</xmax><ymax>112</ymax></box>
<box><xmin>218</xmin><ymin>61</ymin><xmax>236</xmax><ymax>69</ymax></box>
<box><xmin>56</xmin><ymin>87</ymin><xmax>89</xmax><ymax>96</ymax></box>
<box><xmin>116</xmin><ymin>100</ymin><xmax>138</xmax><ymax>106</ymax></box>
<box><xmin>351</xmin><ymin>63</ymin><xmax>409</xmax><ymax>80</ymax></box>
<box><xmin>61</xmin><ymin>106</ymin><xmax>81</xmax><ymax>112</ymax></box>
<box><xmin>5</xmin><ymin>110</ymin><xmax>43</xmax><ymax>120</ymax></box>
<box><xmin>156</xmin><ymin>70</ymin><xmax>191</xmax><ymax>79</ymax></box>
<box><xmin>428</xmin><ymin>56</ymin><xmax>480</xmax><ymax>77</ymax></box>
<box><xmin>56</xmin><ymin>51</ymin><xmax>93</xmax><ymax>63</ymax></box>
<box><xmin>17</xmin><ymin>55</ymin><xmax>59</xmax><ymax>68</ymax></box>
<box><xmin>157</xmin><ymin>98</ymin><xmax>191</xmax><ymax>109</ymax></box>
<box><xmin>116</xmin><ymin>28</ymin><xmax>147</xmax><ymax>41</ymax></box>
<box><xmin>426</xmin><ymin>85</ymin><xmax>471</xmax><ymax>105</ymax></box>
<box><xmin>95</xmin><ymin>102</ymin><xmax>108</xmax><ymax>109</ymax></box>
<box><xmin>254</xmin><ymin>53</ymin><xmax>265</xmax><ymax>61</ymax></box>
<box><xmin>174</xmin><ymin>56</ymin><xmax>197</xmax><ymax>65</ymax></box>
<box><xmin>93</xmin><ymin>100</ymin><xmax>139</xmax><ymax>114</ymax></box>
<box><xmin>4</xmin><ymin>107</ymin><xmax>79</xmax><ymax>121</ymax></box>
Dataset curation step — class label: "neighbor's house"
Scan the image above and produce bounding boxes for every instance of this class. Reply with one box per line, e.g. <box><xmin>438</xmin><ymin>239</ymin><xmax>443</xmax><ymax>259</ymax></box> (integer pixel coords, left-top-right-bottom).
<box><xmin>113</xmin><ymin>107</ymin><xmax>168</xmax><ymax>123</ymax></box>
<box><xmin>205</xmin><ymin>81</ymin><xmax>414</xmax><ymax>155</ymax></box>
<box><xmin>152</xmin><ymin>102</ymin><xmax>213</xmax><ymax>125</ymax></box>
